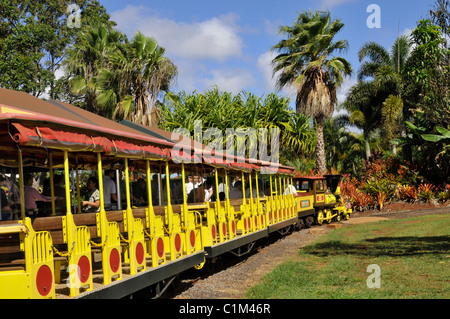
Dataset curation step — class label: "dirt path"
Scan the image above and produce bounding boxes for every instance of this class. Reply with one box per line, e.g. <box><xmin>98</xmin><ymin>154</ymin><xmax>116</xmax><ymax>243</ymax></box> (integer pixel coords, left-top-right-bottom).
<box><xmin>171</xmin><ymin>206</ymin><xmax>449</xmax><ymax>299</ymax></box>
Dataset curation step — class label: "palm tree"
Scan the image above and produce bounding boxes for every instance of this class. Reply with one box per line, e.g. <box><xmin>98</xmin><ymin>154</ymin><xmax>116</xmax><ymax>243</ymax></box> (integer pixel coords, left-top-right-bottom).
<box><xmin>65</xmin><ymin>25</ymin><xmax>125</xmax><ymax>114</ymax></box>
<box><xmin>271</xmin><ymin>10</ymin><xmax>352</xmax><ymax>173</ymax></box>
<box><xmin>339</xmin><ymin>80</ymin><xmax>385</xmax><ymax>161</ymax></box>
<box><xmin>96</xmin><ymin>32</ymin><xmax>178</xmax><ymax>126</ymax></box>
<box><xmin>357</xmin><ymin>35</ymin><xmax>413</xmax><ymax>157</ymax></box>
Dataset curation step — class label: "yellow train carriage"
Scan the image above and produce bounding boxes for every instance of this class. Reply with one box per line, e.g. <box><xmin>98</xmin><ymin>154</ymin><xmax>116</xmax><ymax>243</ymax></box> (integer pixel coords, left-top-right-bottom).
<box><xmin>0</xmin><ymin>87</ymin><xmax>300</xmax><ymax>299</ymax></box>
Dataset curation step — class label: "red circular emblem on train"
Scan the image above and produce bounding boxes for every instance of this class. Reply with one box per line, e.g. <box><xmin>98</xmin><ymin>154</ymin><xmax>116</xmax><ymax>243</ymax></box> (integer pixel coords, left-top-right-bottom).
<box><xmin>157</xmin><ymin>237</ymin><xmax>164</xmax><ymax>258</ymax></box>
<box><xmin>222</xmin><ymin>223</ymin><xmax>227</xmax><ymax>236</ymax></box>
<box><xmin>211</xmin><ymin>224</ymin><xmax>216</xmax><ymax>239</ymax></box>
<box><xmin>109</xmin><ymin>248</ymin><xmax>120</xmax><ymax>272</ymax></box>
<box><xmin>77</xmin><ymin>255</ymin><xmax>91</xmax><ymax>283</ymax></box>
<box><xmin>135</xmin><ymin>242</ymin><xmax>145</xmax><ymax>265</ymax></box>
<box><xmin>36</xmin><ymin>265</ymin><xmax>53</xmax><ymax>296</ymax></box>
<box><xmin>175</xmin><ymin>233</ymin><xmax>182</xmax><ymax>252</ymax></box>
<box><xmin>190</xmin><ymin>230</ymin><xmax>196</xmax><ymax>248</ymax></box>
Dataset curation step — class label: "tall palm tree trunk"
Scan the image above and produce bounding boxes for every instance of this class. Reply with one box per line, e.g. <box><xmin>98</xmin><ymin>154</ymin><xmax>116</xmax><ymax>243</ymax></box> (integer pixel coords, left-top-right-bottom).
<box><xmin>364</xmin><ymin>130</ymin><xmax>371</xmax><ymax>161</ymax></box>
<box><xmin>315</xmin><ymin>117</ymin><xmax>327</xmax><ymax>173</ymax></box>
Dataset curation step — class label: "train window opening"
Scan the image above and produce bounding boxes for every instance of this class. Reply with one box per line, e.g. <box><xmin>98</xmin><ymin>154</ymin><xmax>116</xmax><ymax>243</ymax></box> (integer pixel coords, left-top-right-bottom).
<box><xmin>316</xmin><ymin>180</ymin><xmax>325</xmax><ymax>192</ymax></box>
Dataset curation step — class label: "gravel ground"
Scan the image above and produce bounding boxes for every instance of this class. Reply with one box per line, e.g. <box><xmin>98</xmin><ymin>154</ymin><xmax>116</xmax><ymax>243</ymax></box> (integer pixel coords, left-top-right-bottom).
<box><xmin>171</xmin><ymin>226</ymin><xmax>329</xmax><ymax>299</ymax></box>
<box><xmin>169</xmin><ymin>205</ymin><xmax>450</xmax><ymax>299</ymax></box>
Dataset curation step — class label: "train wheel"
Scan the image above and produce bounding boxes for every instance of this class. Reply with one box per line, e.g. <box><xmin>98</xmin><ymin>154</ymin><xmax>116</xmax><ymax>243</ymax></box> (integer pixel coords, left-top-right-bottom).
<box><xmin>344</xmin><ymin>213</ymin><xmax>350</xmax><ymax>220</ymax></box>
<box><xmin>305</xmin><ymin>216</ymin><xmax>314</xmax><ymax>228</ymax></box>
<box><xmin>296</xmin><ymin>218</ymin><xmax>305</xmax><ymax>230</ymax></box>
<box><xmin>326</xmin><ymin>210</ymin><xmax>332</xmax><ymax>224</ymax></box>
<box><xmin>317</xmin><ymin>211</ymin><xmax>324</xmax><ymax>225</ymax></box>
<box><xmin>335</xmin><ymin>213</ymin><xmax>341</xmax><ymax>222</ymax></box>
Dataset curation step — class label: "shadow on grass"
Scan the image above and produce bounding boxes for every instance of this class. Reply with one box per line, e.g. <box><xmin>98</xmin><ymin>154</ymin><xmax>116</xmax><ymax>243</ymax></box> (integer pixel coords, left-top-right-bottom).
<box><xmin>303</xmin><ymin>236</ymin><xmax>450</xmax><ymax>257</ymax></box>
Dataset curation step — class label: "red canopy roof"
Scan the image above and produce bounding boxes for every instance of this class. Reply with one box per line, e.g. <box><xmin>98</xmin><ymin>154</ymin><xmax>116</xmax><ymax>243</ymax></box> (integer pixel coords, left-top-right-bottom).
<box><xmin>0</xmin><ymin>88</ymin><xmax>296</xmax><ymax>175</ymax></box>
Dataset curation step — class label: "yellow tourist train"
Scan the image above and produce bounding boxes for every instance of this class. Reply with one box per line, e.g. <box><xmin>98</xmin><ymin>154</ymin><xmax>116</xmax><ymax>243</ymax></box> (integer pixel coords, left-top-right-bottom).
<box><xmin>0</xmin><ymin>88</ymin><xmax>351</xmax><ymax>299</ymax></box>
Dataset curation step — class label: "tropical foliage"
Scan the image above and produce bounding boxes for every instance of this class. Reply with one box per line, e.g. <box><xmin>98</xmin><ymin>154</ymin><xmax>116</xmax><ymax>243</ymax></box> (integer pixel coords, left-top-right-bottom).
<box><xmin>159</xmin><ymin>88</ymin><xmax>316</xmax><ymax>163</ymax></box>
<box><xmin>65</xmin><ymin>26</ymin><xmax>177</xmax><ymax>126</ymax></box>
<box><xmin>0</xmin><ymin>0</ymin><xmax>115</xmax><ymax>99</ymax></box>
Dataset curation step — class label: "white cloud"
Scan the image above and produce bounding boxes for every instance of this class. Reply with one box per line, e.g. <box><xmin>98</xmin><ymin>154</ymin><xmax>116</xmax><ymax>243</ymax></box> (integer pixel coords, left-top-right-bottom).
<box><xmin>109</xmin><ymin>5</ymin><xmax>257</xmax><ymax>93</ymax></box>
<box><xmin>111</xmin><ymin>5</ymin><xmax>244</xmax><ymax>62</ymax></box>
<box><xmin>201</xmin><ymin>68</ymin><xmax>255</xmax><ymax>94</ymax></box>
<box><xmin>263</xmin><ymin>19</ymin><xmax>282</xmax><ymax>37</ymax></box>
<box><xmin>257</xmin><ymin>51</ymin><xmax>277</xmax><ymax>92</ymax></box>
<box><xmin>256</xmin><ymin>50</ymin><xmax>298</xmax><ymax>99</ymax></box>
<box><xmin>336</xmin><ymin>76</ymin><xmax>357</xmax><ymax>105</ymax></box>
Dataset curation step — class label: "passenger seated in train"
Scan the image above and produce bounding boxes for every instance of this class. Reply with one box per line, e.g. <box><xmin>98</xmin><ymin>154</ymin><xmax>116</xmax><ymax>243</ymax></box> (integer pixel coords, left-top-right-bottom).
<box><xmin>131</xmin><ymin>178</ymin><xmax>148</xmax><ymax>206</ymax></box>
<box><xmin>24</xmin><ymin>173</ymin><xmax>54</xmax><ymax>217</ymax></box>
<box><xmin>204</xmin><ymin>178</ymin><xmax>214</xmax><ymax>202</ymax></box>
<box><xmin>42</xmin><ymin>174</ymin><xmax>67</xmax><ymax>214</ymax></box>
<box><xmin>245</xmin><ymin>179</ymin><xmax>262</xmax><ymax>198</ymax></box>
<box><xmin>185</xmin><ymin>175</ymin><xmax>194</xmax><ymax>202</ymax></box>
<box><xmin>82</xmin><ymin>177</ymin><xmax>100</xmax><ymax>213</ymax></box>
<box><xmin>103</xmin><ymin>170</ymin><xmax>118</xmax><ymax>210</ymax></box>
<box><xmin>0</xmin><ymin>175</ymin><xmax>12</xmax><ymax>220</ymax></box>
<box><xmin>228</xmin><ymin>181</ymin><xmax>243</xmax><ymax>199</ymax></box>
<box><xmin>284</xmin><ymin>182</ymin><xmax>298</xmax><ymax>197</ymax></box>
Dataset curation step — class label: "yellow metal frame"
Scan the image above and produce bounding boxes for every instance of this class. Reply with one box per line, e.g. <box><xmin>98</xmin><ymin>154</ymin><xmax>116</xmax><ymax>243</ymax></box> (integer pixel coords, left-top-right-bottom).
<box><xmin>181</xmin><ymin>162</ymin><xmax>202</xmax><ymax>254</ymax></box>
<box><xmin>96</xmin><ymin>153</ymin><xmax>122</xmax><ymax>285</ymax></box>
<box><xmin>0</xmin><ymin>218</ymin><xmax>55</xmax><ymax>299</ymax></box>
<box><xmin>144</xmin><ymin>160</ymin><xmax>166</xmax><ymax>267</ymax></box>
<box><xmin>55</xmin><ymin>150</ymin><xmax>94</xmax><ymax>297</ymax></box>
<box><xmin>164</xmin><ymin>161</ymin><xmax>183</xmax><ymax>261</ymax></box>
<box><xmin>122</xmin><ymin>158</ymin><xmax>146</xmax><ymax>275</ymax></box>
<box><xmin>223</xmin><ymin>169</ymin><xmax>237</xmax><ymax>239</ymax></box>
<box><xmin>213</xmin><ymin>168</ymin><xmax>227</xmax><ymax>242</ymax></box>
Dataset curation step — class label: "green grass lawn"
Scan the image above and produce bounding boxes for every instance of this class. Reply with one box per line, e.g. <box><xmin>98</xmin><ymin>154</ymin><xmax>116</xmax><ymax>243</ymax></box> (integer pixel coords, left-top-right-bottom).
<box><xmin>246</xmin><ymin>214</ymin><xmax>450</xmax><ymax>299</ymax></box>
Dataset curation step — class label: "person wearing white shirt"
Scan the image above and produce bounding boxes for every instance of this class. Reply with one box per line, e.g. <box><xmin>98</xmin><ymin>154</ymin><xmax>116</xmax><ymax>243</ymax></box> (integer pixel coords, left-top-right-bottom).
<box><xmin>284</xmin><ymin>183</ymin><xmax>298</xmax><ymax>197</ymax></box>
<box><xmin>103</xmin><ymin>170</ymin><xmax>118</xmax><ymax>210</ymax></box>
<box><xmin>185</xmin><ymin>176</ymin><xmax>194</xmax><ymax>201</ymax></box>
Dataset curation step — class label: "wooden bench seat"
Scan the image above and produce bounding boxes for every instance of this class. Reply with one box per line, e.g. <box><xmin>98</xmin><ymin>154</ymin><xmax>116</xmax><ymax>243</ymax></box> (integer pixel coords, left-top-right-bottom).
<box><xmin>0</xmin><ymin>222</ymin><xmax>27</xmax><ymax>272</ymax></box>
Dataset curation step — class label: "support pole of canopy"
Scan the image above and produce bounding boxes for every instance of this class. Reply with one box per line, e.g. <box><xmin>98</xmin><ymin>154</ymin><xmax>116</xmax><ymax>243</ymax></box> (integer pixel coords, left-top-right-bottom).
<box><xmin>182</xmin><ymin>162</ymin><xmax>187</xmax><ymax>211</ymax></box>
<box><xmin>18</xmin><ymin>148</ymin><xmax>24</xmax><ymax>220</ymax></box>
<box><xmin>63</xmin><ymin>150</ymin><xmax>71</xmax><ymax>214</ymax></box>
<box><xmin>49</xmin><ymin>153</ymin><xmax>56</xmax><ymax>216</ymax></box>
<box><xmin>241</xmin><ymin>171</ymin><xmax>246</xmax><ymax>201</ymax></box>
<box><xmin>75</xmin><ymin>159</ymin><xmax>81</xmax><ymax>214</ymax></box>
<box><xmin>124</xmin><ymin>158</ymin><xmax>131</xmax><ymax>211</ymax></box>
<box><xmin>146</xmin><ymin>160</ymin><xmax>155</xmax><ymax>234</ymax></box>
<box><xmin>165</xmin><ymin>161</ymin><xmax>172</xmax><ymax>233</ymax></box>
<box><xmin>270</xmin><ymin>174</ymin><xmax>273</xmax><ymax>198</ymax></box>
<box><xmin>97</xmin><ymin>153</ymin><xmax>105</xmax><ymax>213</ymax></box>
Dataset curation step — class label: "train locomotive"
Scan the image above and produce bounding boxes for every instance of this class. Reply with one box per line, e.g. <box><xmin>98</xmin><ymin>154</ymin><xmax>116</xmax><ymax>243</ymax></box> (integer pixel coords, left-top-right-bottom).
<box><xmin>293</xmin><ymin>174</ymin><xmax>352</xmax><ymax>227</ymax></box>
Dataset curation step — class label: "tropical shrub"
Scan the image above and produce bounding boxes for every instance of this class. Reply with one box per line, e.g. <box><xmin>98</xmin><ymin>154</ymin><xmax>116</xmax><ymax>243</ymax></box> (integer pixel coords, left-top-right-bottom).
<box><xmin>437</xmin><ymin>190</ymin><xmax>449</xmax><ymax>203</ymax></box>
<box><xmin>418</xmin><ymin>183</ymin><xmax>435</xmax><ymax>203</ymax></box>
<box><xmin>398</xmin><ymin>185</ymin><xmax>418</xmax><ymax>203</ymax></box>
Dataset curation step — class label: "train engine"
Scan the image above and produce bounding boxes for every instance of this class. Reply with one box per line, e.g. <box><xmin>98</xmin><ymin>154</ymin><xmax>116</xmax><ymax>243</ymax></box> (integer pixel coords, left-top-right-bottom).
<box><xmin>294</xmin><ymin>174</ymin><xmax>352</xmax><ymax>226</ymax></box>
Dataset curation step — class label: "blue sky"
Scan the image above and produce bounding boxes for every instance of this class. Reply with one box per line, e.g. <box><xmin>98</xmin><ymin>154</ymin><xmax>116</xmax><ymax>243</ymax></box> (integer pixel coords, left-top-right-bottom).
<box><xmin>102</xmin><ymin>0</ymin><xmax>437</xmax><ymax>107</ymax></box>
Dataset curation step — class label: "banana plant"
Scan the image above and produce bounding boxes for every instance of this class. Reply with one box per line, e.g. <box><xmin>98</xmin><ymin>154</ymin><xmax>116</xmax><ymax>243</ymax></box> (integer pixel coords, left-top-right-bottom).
<box><xmin>421</xmin><ymin>126</ymin><xmax>450</xmax><ymax>157</ymax></box>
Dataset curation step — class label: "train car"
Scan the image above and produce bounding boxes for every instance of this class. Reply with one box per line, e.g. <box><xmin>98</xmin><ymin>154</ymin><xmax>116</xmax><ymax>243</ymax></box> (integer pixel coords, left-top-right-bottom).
<box><xmin>0</xmin><ymin>88</ymin><xmax>300</xmax><ymax>299</ymax></box>
<box><xmin>293</xmin><ymin>174</ymin><xmax>352</xmax><ymax>227</ymax></box>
